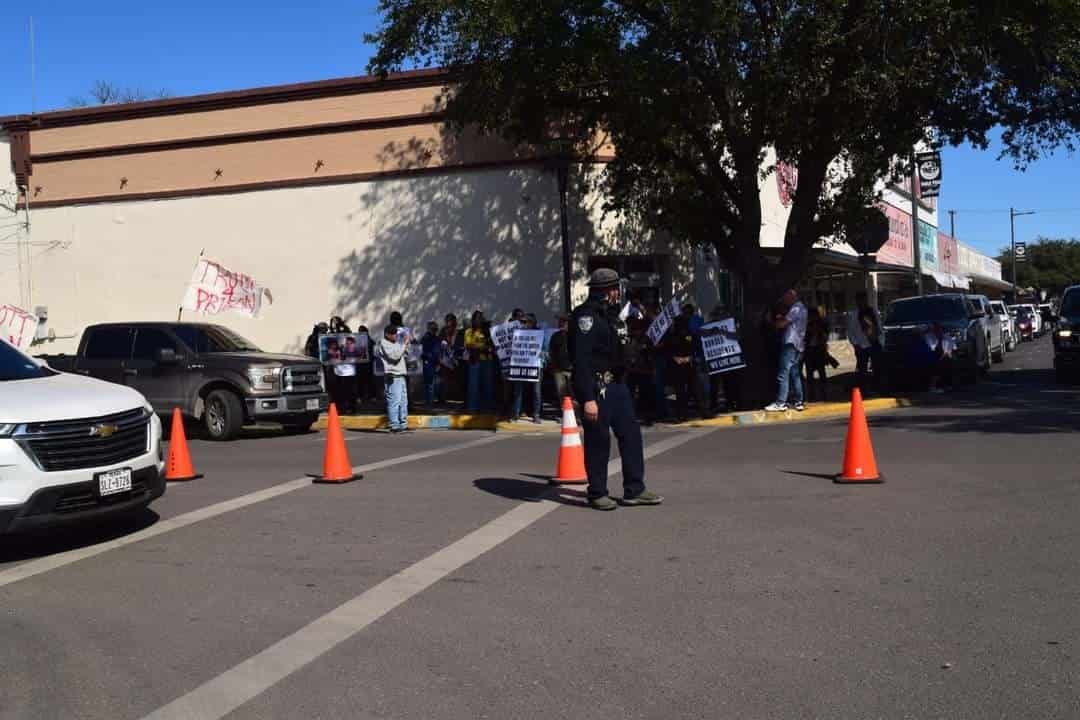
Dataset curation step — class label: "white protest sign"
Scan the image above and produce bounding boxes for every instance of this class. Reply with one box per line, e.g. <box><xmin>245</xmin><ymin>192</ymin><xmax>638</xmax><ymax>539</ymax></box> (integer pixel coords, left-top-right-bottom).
<box><xmin>181</xmin><ymin>256</ymin><xmax>271</xmax><ymax>318</ymax></box>
<box><xmin>508</xmin><ymin>329</ymin><xmax>545</xmax><ymax>382</ymax></box>
<box><xmin>646</xmin><ymin>298</ymin><xmax>681</xmax><ymax>346</ymax></box>
<box><xmin>0</xmin><ymin>304</ymin><xmax>39</xmax><ymax>350</ymax></box>
<box><xmin>490</xmin><ymin>320</ymin><xmax>521</xmax><ymax>374</ymax></box>
<box><xmin>700</xmin><ymin>319</ymin><xmax>745</xmax><ymax>374</ymax></box>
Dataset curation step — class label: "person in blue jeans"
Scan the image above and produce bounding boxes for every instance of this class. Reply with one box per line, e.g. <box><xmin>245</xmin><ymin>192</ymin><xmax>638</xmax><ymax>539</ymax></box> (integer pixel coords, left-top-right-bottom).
<box><xmin>420</xmin><ymin>321</ymin><xmax>443</xmax><ymax>407</ymax></box>
<box><xmin>377</xmin><ymin>324</ymin><xmax>409</xmax><ymax>432</ymax></box>
<box><xmin>766</xmin><ymin>289</ymin><xmax>808</xmax><ymax>412</ymax></box>
<box><xmin>465</xmin><ymin>311</ymin><xmax>495</xmax><ymax>411</ymax></box>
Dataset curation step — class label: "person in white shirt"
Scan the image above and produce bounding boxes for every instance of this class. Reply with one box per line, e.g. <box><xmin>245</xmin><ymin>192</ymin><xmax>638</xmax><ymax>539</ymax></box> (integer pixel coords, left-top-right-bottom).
<box><xmin>766</xmin><ymin>289</ymin><xmax>808</xmax><ymax>412</ymax></box>
<box><xmin>846</xmin><ymin>292</ymin><xmax>883</xmax><ymax>394</ymax></box>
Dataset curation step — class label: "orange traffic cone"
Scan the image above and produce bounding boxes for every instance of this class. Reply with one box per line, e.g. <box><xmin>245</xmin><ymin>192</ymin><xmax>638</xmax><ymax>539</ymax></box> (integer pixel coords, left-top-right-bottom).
<box><xmin>165</xmin><ymin>408</ymin><xmax>202</xmax><ymax>481</ymax></box>
<box><xmin>552</xmin><ymin>397</ymin><xmax>588</xmax><ymax>485</ymax></box>
<box><xmin>311</xmin><ymin>403</ymin><xmax>361</xmax><ymax>484</ymax></box>
<box><xmin>834</xmin><ymin>388</ymin><xmax>883</xmax><ymax>484</ymax></box>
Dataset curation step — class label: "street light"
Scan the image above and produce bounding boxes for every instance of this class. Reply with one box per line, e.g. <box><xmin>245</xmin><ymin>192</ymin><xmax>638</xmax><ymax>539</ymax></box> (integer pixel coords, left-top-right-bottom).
<box><xmin>1010</xmin><ymin>207</ymin><xmax>1035</xmax><ymax>297</ymax></box>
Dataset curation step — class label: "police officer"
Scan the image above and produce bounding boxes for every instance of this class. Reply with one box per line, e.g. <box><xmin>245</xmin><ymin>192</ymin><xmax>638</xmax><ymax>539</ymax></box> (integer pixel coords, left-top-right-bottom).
<box><xmin>570</xmin><ymin>268</ymin><xmax>663</xmax><ymax>511</ymax></box>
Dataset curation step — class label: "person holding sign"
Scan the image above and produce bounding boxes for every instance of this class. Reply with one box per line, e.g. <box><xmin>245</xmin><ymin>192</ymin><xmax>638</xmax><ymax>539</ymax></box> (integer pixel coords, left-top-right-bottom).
<box><xmin>509</xmin><ymin>314</ymin><xmax>544</xmax><ymax>424</ymax></box>
<box><xmin>570</xmin><ymin>268</ymin><xmax>663</xmax><ymax>511</ymax></box>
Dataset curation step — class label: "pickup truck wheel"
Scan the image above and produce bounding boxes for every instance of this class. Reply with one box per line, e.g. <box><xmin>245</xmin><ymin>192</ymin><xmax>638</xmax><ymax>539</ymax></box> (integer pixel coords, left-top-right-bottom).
<box><xmin>204</xmin><ymin>389</ymin><xmax>244</xmax><ymax>441</ymax></box>
<box><xmin>992</xmin><ymin>345</ymin><xmax>1005</xmax><ymax>363</ymax></box>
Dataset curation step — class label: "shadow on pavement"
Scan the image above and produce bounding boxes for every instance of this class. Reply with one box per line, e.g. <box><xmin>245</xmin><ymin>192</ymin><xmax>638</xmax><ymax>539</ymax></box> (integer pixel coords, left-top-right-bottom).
<box><xmin>782</xmin><ymin>471</ymin><xmax>840</xmax><ymax>482</ymax></box>
<box><xmin>0</xmin><ymin>508</ymin><xmax>160</xmax><ymax>564</ymax></box>
<box><xmin>473</xmin><ymin>477</ymin><xmax>588</xmax><ymax>507</ymax></box>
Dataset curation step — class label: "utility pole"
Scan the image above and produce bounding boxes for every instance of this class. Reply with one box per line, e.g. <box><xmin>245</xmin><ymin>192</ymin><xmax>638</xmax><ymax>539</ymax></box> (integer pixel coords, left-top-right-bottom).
<box><xmin>910</xmin><ymin>156</ymin><xmax>922</xmax><ymax>296</ymax></box>
<box><xmin>1010</xmin><ymin>207</ymin><xmax>1036</xmax><ymax>298</ymax></box>
<box><xmin>949</xmin><ymin>209</ymin><xmax>956</xmax><ymax>238</ymax></box>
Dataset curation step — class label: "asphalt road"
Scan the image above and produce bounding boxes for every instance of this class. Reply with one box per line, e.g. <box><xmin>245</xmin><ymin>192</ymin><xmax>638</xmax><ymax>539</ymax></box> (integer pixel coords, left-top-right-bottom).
<box><xmin>2</xmin><ymin>335</ymin><xmax>1078</xmax><ymax>720</ymax></box>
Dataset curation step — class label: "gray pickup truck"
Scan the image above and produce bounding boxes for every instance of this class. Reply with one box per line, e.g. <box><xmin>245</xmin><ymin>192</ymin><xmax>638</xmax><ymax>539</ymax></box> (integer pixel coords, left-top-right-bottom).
<box><xmin>40</xmin><ymin>322</ymin><xmax>328</xmax><ymax>440</ymax></box>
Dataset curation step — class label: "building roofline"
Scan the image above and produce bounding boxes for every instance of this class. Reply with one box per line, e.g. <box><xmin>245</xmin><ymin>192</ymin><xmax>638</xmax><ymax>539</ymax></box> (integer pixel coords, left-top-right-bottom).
<box><xmin>0</xmin><ymin>67</ymin><xmax>451</xmax><ymax>129</ymax></box>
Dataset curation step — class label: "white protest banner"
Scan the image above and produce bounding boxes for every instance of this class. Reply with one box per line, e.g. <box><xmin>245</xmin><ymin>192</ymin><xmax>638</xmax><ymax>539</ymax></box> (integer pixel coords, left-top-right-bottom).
<box><xmin>700</xmin><ymin>319</ymin><xmax>745</xmax><ymax>374</ymax></box>
<box><xmin>0</xmin><ymin>304</ymin><xmax>39</xmax><ymax>350</ymax></box>
<box><xmin>489</xmin><ymin>320</ymin><xmax>521</xmax><ymax>375</ymax></box>
<box><xmin>508</xmin><ymin>329</ymin><xmax>545</xmax><ymax>382</ymax></box>
<box><xmin>181</xmin><ymin>256</ymin><xmax>271</xmax><ymax>319</ymax></box>
<box><xmin>646</xmin><ymin>298</ymin><xmax>681</xmax><ymax>346</ymax></box>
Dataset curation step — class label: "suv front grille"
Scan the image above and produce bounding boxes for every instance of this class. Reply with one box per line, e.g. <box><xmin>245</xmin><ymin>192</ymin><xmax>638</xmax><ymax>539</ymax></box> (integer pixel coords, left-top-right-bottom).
<box><xmin>284</xmin><ymin>365</ymin><xmax>323</xmax><ymax>394</ymax></box>
<box><xmin>18</xmin><ymin>408</ymin><xmax>150</xmax><ymax>472</ymax></box>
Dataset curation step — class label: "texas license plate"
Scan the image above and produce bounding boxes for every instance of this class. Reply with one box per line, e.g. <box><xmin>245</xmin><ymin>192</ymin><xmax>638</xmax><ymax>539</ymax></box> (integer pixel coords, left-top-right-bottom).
<box><xmin>306</xmin><ymin>398</ymin><xmax>320</xmax><ymax>411</ymax></box>
<box><xmin>98</xmin><ymin>468</ymin><xmax>132</xmax><ymax>496</ymax></box>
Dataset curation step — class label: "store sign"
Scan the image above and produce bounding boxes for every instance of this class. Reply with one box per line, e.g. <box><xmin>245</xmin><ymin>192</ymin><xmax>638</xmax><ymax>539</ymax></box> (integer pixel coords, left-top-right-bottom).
<box><xmin>918</xmin><ymin>220</ymin><xmax>938</xmax><ymax>272</ymax></box>
<box><xmin>1015</xmin><ymin>242</ymin><xmax>1028</xmax><ymax>263</ymax></box>
<box><xmin>937</xmin><ymin>232</ymin><xmax>959</xmax><ymax>274</ymax></box>
<box><xmin>915</xmin><ymin>151</ymin><xmax>942</xmax><ymax>198</ymax></box>
<box><xmin>875</xmin><ymin>203</ymin><xmax>913</xmax><ymax>268</ymax></box>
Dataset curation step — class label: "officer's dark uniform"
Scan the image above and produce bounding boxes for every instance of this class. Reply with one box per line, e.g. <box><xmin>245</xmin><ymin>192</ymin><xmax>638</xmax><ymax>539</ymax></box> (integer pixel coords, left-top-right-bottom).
<box><xmin>570</xmin><ymin>270</ymin><xmax>647</xmax><ymax>502</ymax></box>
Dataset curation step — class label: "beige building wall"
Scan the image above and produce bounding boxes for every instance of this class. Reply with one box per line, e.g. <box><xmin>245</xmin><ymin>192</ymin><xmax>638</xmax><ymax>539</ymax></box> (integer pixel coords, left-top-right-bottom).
<box><xmin>12</xmin><ymin>165</ymin><xmax>598</xmax><ymax>355</ymax></box>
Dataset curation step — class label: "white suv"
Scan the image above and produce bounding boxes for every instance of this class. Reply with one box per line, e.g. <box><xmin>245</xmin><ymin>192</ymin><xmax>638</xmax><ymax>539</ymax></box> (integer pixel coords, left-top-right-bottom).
<box><xmin>0</xmin><ymin>339</ymin><xmax>165</xmax><ymax>534</ymax></box>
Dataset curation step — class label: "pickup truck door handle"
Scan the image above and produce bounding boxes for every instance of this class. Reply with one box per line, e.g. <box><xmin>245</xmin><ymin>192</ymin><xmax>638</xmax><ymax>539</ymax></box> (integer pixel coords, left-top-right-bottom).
<box><xmin>123</xmin><ymin>369</ymin><xmax>138</xmax><ymax>377</ymax></box>
<box><xmin>188</xmin><ymin>364</ymin><xmax>205</xmax><ymax>370</ymax></box>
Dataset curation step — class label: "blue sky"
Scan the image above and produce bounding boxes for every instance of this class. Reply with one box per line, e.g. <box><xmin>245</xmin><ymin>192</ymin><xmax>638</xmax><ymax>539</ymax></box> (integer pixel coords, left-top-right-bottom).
<box><xmin>2</xmin><ymin>1</ymin><xmax>1077</xmax><ymax>259</ymax></box>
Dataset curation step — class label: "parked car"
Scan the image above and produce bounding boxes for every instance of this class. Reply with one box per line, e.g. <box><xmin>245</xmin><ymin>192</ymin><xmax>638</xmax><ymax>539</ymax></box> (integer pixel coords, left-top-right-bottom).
<box><xmin>969</xmin><ymin>294</ymin><xmax>1005</xmax><ymax>363</ymax></box>
<box><xmin>40</xmin><ymin>323</ymin><xmax>328</xmax><ymax>441</ymax></box>
<box><xmin>990</xmin><ymin>300</ymin><xmax>1016</xmax><ymax>352</ymax></box>
<box><xmin>1024</xmin><ymin>304</ymin><xmax>1044</xmax><ymax>336</ymax></box>
<box><xmin>1053</xmin><ymin>286</ymin><xmax>1080</xmax><ymax>383</ymax></box>
<box><xmin>0</xmin><ymin>338</ymin><xmax>165</xmax><ymax>534</ymax></box>
<box><xmin>882</xmin><ymin>294</ymin><xmax>990</xmax><ymax>388</ymax></box>
<box><xmin>1012</xmin><ymin>306</ymin><xmax>1037</xmax><ymax>341</ymax></box>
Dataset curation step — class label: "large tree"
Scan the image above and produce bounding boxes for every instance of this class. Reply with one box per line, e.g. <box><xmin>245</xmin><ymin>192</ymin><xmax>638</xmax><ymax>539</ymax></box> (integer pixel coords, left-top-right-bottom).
<box><xmin>368</xmin><ymin>0</ymin><xmax>1080</xmax><ymax>400</ymax></box>
<box><xmin>999</xmin><ymin>237</ymin><xmax>1080</xmax><ymax>299</ymax></box>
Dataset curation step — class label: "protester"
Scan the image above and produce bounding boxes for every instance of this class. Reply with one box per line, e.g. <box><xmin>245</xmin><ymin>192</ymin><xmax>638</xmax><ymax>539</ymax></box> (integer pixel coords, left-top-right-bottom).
<box><xmin>666</xmin><ymin>305</ymin><xmax>708</xmax><ymax>420</ymax></box>
<box><xmin>803</xmin><ymin>306</ymin><xmax>830</xmax><ymax>403</ymax></box>
<box><xmin>439</xmin><ymin>314</ymin><xmax>461</xmax><ymax>403</ymax></box>
<box><xmin>355</xmin><ymin>325</ymin><xmax>377</xmax><ymax>406</ymax></box>
<box><xmin>765</xmin><ymin>289</ymin><xmax>808</xmax><ymax>412</ymax></box>
<box><xmin>421</xmin><ymin>321</ymin><xmax>443</xmax><ymax>407</ymax></box>
<box><xmin>707</xmin><ymin>305</ymin><xmax>742</xmax><ymax>413</ymax></box>
<box><xmin>649</xmin><ymin>303</ymin><xmax>671</xmax><ymax>420</ymax></box>
<box><xmin>304</xmin><ymin>321</ymin><xmax>328</xmax><ymax>359</ymax></box>
<box><xmin>509</xmin><ymin>314</ymin><xmax>544</xmax><ymax>423</ymax></box>
<box><xmin>847</xmin><ymin>292</ymin><xmax>884</xmax><ymax>395</ymax></box>
<box><xmin>625</xmin><ymin>318</ymin><xmax>656</xmax><ymax>419</ymax></box>
<box><xmin>548</xmin><ymin>314</ymin><xmax>573</xmax><ymax>404</ymax></box>
<box><xmin>377</xmin><ymin>324</ymin><xmax>410</xmax><ymax>432</ymax></box>
<box><xmin>465</xmin><ymin>311</ymin><xmax>495</xmax><ymax>411</ymax></box>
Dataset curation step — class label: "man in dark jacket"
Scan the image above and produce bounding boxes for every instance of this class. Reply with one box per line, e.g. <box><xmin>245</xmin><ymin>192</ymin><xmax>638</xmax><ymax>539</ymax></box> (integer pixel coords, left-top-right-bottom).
<box><xmin>548</xmin><ymin>314</ymin><xmax>573</xmax><ymax>403</ymax></box>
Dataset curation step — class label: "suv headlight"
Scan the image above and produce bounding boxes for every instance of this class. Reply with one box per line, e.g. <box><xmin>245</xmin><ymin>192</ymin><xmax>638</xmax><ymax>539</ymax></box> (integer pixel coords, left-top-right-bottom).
<box><xmin>246</xmin><ymin>366</ymin><xmax>282</xmax><ymax>392</ymax></box>
<box><xmin>0</xmin><ymin>423</ymin><xmax>16</xmax><ymax>438</ymax></box>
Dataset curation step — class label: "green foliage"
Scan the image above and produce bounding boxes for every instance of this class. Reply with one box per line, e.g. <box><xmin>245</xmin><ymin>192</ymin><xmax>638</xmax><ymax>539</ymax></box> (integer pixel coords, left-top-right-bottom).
<box><xmin>998</xmin><ymin>237</ymin><xmax>1080</xmax><ymax>297</ymax></box>
<box><xmin>368</xmin><ymin>0</ymin><xmax>1080</xmax><ymax>302</ymax></box>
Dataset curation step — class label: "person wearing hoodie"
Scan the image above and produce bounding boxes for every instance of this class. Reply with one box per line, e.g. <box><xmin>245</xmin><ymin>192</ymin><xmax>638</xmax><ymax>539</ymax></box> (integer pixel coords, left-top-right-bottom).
<box><xmin>377</xmin><ymin>324</ymin><xmax>410</xmax><ymax>433</ymax></box>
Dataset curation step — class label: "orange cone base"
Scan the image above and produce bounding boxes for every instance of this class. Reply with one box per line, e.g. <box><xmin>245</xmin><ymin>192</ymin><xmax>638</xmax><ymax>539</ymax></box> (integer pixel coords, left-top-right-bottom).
<box><xmin>309</xmin><ymin>473</ymin><xmax>363</xmax><ymax>484</ymax></box>
<box><xmin>549</xmin><ymin>476</ymin><xmax>588</xmax><ymax>486</ymax></box>
<box><xmin>166</xmin><ymin>471</ymin><xmax>204</xmax><ymax>482</ymax></box>
<box><xmin>834</xmin><ymin>473</ymin><xmax>884</xmax><ymax>484</ymax></box>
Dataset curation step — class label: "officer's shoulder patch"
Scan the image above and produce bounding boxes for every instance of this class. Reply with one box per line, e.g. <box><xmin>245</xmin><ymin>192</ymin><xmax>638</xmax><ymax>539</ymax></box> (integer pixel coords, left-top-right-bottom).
<box><xmin>577</xmin><ymin>315</ymin><xmax>594</xmax><ymax>333</ymax></box>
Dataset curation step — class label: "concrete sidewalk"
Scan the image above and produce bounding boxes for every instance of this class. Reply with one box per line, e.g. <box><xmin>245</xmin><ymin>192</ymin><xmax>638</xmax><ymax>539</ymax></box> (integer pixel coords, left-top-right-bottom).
<box><xmin>314</xmin><ymin>396</ymin><xmax>911</xmax><ymax>433</ymax></box>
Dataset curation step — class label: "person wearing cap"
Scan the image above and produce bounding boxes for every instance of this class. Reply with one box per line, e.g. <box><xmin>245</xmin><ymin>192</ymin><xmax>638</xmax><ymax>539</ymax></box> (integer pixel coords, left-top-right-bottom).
<box><xmin>570</xmin><ymin>268</ymin><xmax>663</xmax><ymax>510</ymax></box>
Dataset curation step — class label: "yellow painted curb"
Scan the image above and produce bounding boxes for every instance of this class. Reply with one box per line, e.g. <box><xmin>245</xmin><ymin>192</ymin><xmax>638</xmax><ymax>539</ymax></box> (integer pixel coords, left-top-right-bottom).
<box><xmin>313</xmin><ymin>397</ymin><xmax>914</xmax><ymax>432</ymax></box>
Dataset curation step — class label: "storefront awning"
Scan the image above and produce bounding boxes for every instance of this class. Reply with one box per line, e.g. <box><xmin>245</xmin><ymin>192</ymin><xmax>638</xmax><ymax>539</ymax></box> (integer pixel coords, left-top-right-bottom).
<box><xmin>967</xmin><ymin>274</ymin><xmax>1014</xmax><ymax>292</ymax></box>
<box><xmin>929</xmin><ymin>270</ymin><xmax>971</xmax><ymax>290</ymax></box>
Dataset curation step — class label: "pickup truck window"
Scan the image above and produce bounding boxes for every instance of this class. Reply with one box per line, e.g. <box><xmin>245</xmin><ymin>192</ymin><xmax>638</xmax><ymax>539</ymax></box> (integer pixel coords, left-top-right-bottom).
<box><xmin>84</xmin><ymin>327</ymin><xmax>134</xmax><ymax>359</ymax></box>
<box><xmin>173</xmin><ymin>326</ymin><xmax>261</xmax><ymax>353</ymax></box>
<box><xmin>132</xmin><ymin>328</ymin><xmax>179</xmax><ymax>360</ymax></box>
<box><xmin>1</xmin><ymin>341</ymin><xmax>52</xmax><ymax>381</ymax></box>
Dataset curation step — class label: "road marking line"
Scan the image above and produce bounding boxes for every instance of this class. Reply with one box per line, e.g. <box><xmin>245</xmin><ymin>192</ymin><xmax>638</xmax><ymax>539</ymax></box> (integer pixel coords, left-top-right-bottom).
<box><xmin>0</xmin><ymin>435</ymin><xmax>505</xmax><ymax>589</ymax></box>
<box><xmin>140</xmin><ymin>428</ymin><xmax>714</xmax><ymax>720</ymax></box>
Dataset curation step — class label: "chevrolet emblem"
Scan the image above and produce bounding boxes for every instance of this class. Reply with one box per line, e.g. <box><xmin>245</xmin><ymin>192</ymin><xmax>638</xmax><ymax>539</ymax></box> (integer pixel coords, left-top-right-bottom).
<box><xmin>89</xmin><ymin>423</ymin><xmax>119</xmax><ymax>439</ymax></box>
